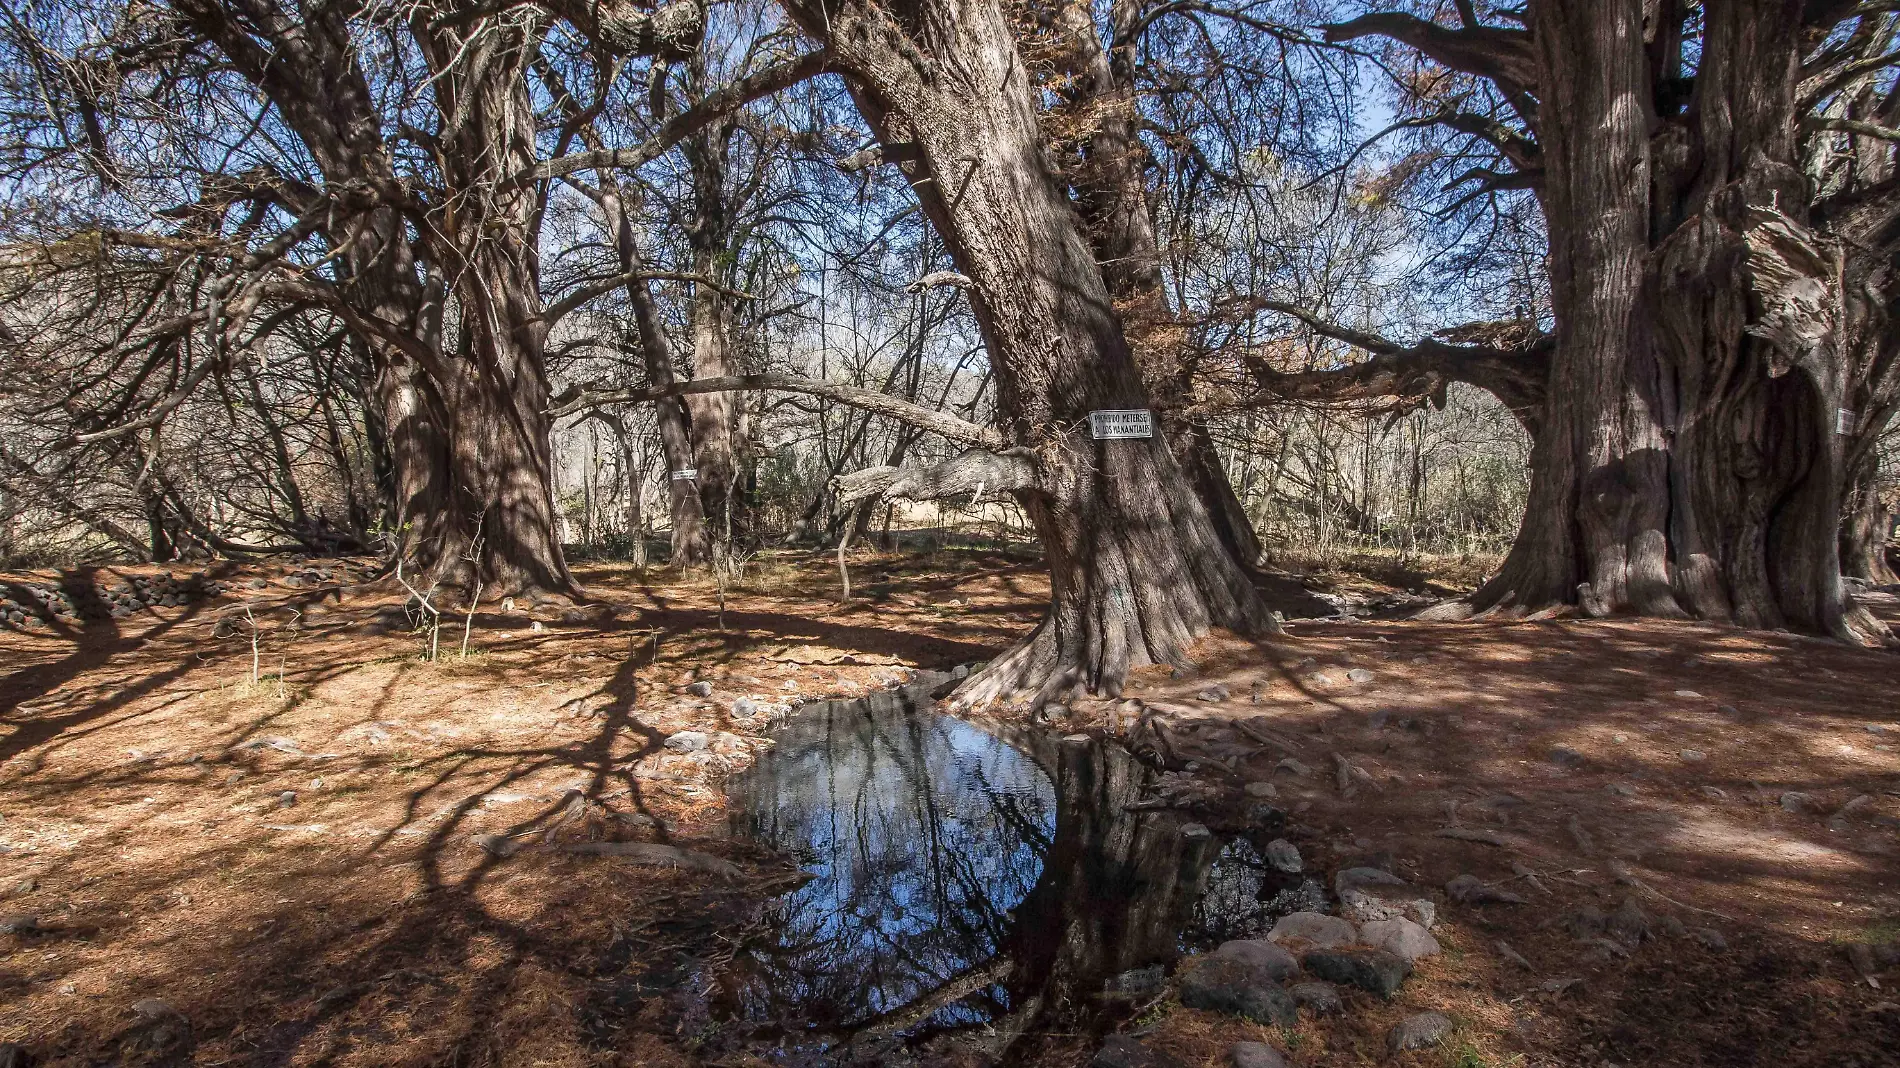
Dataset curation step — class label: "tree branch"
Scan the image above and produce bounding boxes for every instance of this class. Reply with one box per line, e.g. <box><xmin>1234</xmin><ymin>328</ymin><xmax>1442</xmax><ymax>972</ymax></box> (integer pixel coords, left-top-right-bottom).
<box><xmin>1325</xmin><ymin>12</ymin><xmax>1538</xmax><ymax>99</ymax></box>
<box><xmin>832</xmin><ymin>448</ymin><xmax>1039</xmax><ymax>508</ymax></box>
<box><xmin>551</xmin><ymin>373</ymin><xmax>1005</xmax><ymax>449</ymax></box>
<box><xmin>522</xmin><ymin>51</ymin><xmax>833</xmax><ymax>188</ymax></box>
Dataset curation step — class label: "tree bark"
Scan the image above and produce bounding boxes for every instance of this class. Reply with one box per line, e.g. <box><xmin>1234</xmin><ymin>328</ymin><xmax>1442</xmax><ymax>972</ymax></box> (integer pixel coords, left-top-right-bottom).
<box><xmin>1341</xmin><ymin>1</ymin><xmax>1897</xmax><ymax>643</ymax></box>
<box><xmin>781</xmin><ymin>0</ymin><xmax>1276</xmax><ymax>706</ymax></box>
<box><xmin>593</xmin><ymin>171</ymin><xmax>713</xmax><ymax>568</ymax></box>
<box><xmin>1842</xmin><ymin>449</ymin><xmax>1898</xmax><ymax>584</ymax></box>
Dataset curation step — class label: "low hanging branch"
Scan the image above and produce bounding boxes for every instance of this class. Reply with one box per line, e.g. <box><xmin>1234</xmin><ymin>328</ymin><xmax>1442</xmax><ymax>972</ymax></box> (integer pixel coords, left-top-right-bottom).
<box><xmin>831</xmin><ymin>447</ymin><xmax>1038</xmax><ymax>510</ymax></box>
<box><xmin>551</xmin><ymin>373</ymin><xmax>1006</xmax><ymax>450</ymax></box>
<box><xmin>1233</xmin><ymin>298</ymin><xmax>1554</xmax><ymax>438</ymax></box>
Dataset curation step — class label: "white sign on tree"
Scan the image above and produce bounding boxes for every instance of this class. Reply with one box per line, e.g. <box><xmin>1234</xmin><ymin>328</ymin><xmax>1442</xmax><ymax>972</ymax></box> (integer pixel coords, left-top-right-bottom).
<box><xmin>1088</xmin><ymin>410</ymin><xmax>1154</xmax><ymax>440</ymax></box>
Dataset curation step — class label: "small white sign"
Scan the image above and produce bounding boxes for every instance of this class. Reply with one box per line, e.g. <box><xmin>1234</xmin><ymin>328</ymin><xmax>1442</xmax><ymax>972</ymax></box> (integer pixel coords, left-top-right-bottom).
<box><xmin>670</xmin><ymin>468</ymin><xmax>699</xmax><ymax>481</ymax></box>
<box><xmin>1089</xmin><ymin>409</ymin><xmax>1154</xmax><ymax>440</ymax></box>
<box><xmin>1837</xmin><ymin>408</ymin><xmax>1856</xmax><ymax>436</ymax></box>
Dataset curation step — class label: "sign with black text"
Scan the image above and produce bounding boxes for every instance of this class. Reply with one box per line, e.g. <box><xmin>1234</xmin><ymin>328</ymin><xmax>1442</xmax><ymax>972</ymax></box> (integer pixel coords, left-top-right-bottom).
<box><xmin>1089</xmin><ymin>409</ymin><xmax>1154</xmax><ymax>440</ymax></box>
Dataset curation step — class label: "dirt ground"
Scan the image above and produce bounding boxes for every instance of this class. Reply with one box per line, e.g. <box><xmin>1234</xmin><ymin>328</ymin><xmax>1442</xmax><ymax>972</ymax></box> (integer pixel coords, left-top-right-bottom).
<box><xmin>1</xmin><ymin>548</ymin><xmax>1898</xmax><ymax>1067</ymax></box>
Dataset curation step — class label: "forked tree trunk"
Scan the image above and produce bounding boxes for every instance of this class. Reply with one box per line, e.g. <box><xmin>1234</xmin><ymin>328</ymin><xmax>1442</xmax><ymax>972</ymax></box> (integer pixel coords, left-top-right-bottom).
<box><xmin>1424</xmin><ymin>0</ymin><xmax>1890</xmax><ymax>643</ymax></box>
<box><xmin>782</xmin><ymin>0</ymin><xmax>1275</xmax><ymax>706</ymax></box>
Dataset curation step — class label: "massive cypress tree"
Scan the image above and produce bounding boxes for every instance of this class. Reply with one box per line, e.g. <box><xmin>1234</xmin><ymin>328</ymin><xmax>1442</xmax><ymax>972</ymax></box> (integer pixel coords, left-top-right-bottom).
<box><xmin>1325</xmin><ymin>0</ymin><xmax>1900</xmax><ymax>642</ymax></box>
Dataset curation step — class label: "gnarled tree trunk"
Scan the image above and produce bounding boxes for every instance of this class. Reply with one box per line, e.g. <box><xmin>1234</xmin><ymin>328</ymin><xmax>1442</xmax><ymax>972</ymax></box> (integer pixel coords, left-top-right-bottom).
<box><xmin>1346</xmin><ymin>0</ymin><xmax>1896</xmax><ymax>643</ymax></box>
<box><xmin>1842</xmin><ymin>450</ymin><xmax>1898</xmax><ymax>584</ymax></box>
<box><xmin>782</xmin><ymin>0</ymin><xmax>1275</xmax><ymax>707</ymax></box>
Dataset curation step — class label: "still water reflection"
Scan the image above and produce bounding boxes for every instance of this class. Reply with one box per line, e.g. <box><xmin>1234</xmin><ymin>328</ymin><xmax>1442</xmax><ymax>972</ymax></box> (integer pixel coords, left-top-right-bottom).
<box><xmin>724</xmin><ymin>680</ymin><xmax>1315</xmax><ymax>1062</ymax></box>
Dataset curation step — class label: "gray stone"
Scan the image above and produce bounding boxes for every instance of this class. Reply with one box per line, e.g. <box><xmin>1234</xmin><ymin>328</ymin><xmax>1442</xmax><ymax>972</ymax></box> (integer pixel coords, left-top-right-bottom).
<box><xmin>0</xmin><ymin>913</ymin><xmax>40</xmax><ymax>935</ymax></box>
<box><xmin>1367</xmin><ymin>709</ymin><xmax>1390</xmax><ymax>730</ymax></box>
<box><xmin>1549</xmin><ymin>746</ymin><xmax>1586</xmax><ymax>768</ymax></box>
<box><xmin>1091</xmin><ymin>1037</ymin><xmax>1182</xmax><ymax>1068</ymax></box>
<box><xmin>1228</xmin><ymin>1041</ymin><xmax>1288</xmax><ymax>1068</ymax></box>
<box><xmin>1197</xmin><ymin>683</ymin><xmax>1231</xmax><ymax>701</ymax></box>
<box><xmin>1387</xmin><ymin>1011</ymin><xmax>1455</xmax><ymax>1051</ymax></box>
<box><xmin>1359</xmin><ymin>918</ymin><xmax>1442</xmax><ymax>962</ymax></box>
<box><xmin>684</xmin><ymin>681</ymin><xmax>714</xmax><ymax>697</ymax></box>
<box><xmin>1300</xmin><ymin>949</ymin><xmax>1412</xmax><ymax>997</ymax></box>
<box><xmin>730</xmin><ymin>697</ymin><xmax>760</xmax><ymax>719</ymax></box>
<box><xmin>1264</xmin><ymin>839</ymin><xmax>1302</xmax><ymax>874</ymax></box>
<box><xmin>1290</xmin><ymin>981</ymin><xmax>1342</xmax><ymax>1014</ymax></box>
<box><xmin>1345</xmin><ymin>668</ymin><xmax>1375</xmax><ymax>684</ymax></box>
<box><xmin>1406</xmin><ymin>899</ymin><xmax>1438</xmax><ymax>930</ymax></box>
<box><xmin>1335</xmin><ymin>866</ymin><xmax>1425</xmax><ymax>923</ymax></box>
<box><xmin>1267</xmin><ymin>911</ymin><xmax>1357</xmax><ymax>950</ymax></box>
<box><xmin>1689</xmin><ymin>927</ymin><xmax>1728</xmax><ymax>951</ymax></box>
<box><xmin>1243</xmin><ymin>781</ymin><xmax>1278</xmax><ymax>799</ymax></box>
<box><xmin>278</xmin><ymin>791</ymin><xmax>297</xmax><ymax>808</ymax></box>
<box><xmin>663</xmin><ymin>731</ymin><xmax>710</xmax><ymax>752</ymax></box>
<box><xmin>1679</xmin><ymin>749</ymin><xmax>1707</xmax><ymax>762</ymax></box>
<box><xmin>1179</xmin><ymin>943</ymin><xmax>1300</xmax><ymax>1025</ymax></box>
<box><xmin>1780</xmin><ymin>791</ymin><xmax>1818</xmax><ymax>813</ymax></box>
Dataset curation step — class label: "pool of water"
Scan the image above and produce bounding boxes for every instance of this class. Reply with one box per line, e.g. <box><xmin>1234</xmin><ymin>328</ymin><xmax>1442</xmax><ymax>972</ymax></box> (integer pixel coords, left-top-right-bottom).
<box><xmin>721</xmin><ymin>678</ymin><xmax>1319</xmax><ymax>1063</ymax></box>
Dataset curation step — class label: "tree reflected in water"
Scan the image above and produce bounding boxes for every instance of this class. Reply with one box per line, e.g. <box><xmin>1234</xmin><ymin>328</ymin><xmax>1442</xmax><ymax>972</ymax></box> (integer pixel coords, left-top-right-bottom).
<box><xmin>725</xmin><ymin>684</ymin><xmax>1300</xmax><ymax>1062</ymax></box>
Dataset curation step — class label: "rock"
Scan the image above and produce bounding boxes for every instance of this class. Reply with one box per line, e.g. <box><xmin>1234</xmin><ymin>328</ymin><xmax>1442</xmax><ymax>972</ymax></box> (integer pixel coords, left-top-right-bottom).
<box><xmin>0</xmin><ymin>913</ymin><xmax>40</xmax><ymax>935</ymax></box>
<box><xmin>6</xmin><ymin>877</ymin><xmax>35</xmax><ymax>898</ymax></box>
<box><xmin>1268</xmin><ymin>911</ymin><xmax>1357</xmax><ymax>950</ymax></box>
<box><xmin>1605</xmin><ymin>782</ymin><xmax>1636</xmax><ymax>797</ymax></box>
<box><xmin>471</xmin><ymin>833</ymin><xmax>519</xmax><ymax>857</ymax></box>
<box><xmin>1406</xmin><ymin>899</ymin><xmax>1437</xmax><ymax>930</ymax></box>
<box><xmin>1274</xmin><ymin>757</ymin><xmax>1312</xmax><ymax>777</ymax></box>
<box><xmin>1367</xmin><ymin>708</ymin><xmax>1390</xmax><ymax>730</ymax></box>
<box><xmin>1179</xmin><ymin>942</ymin><xmax>1300</xmax><ymax>1025</ymax></box>
<box><xmin>132</xmin><ymin>999</ymin><xmax>181</xmax><ymax>1020</ymax></box>
<box><xmin>1243</xmin><ymin>781</ymin><xmax>1278</xmax><ymax>799</ymax></box>
<box><xmin>1091</xmin><ymin>1037</ymin><xmax>1182</xmax><ymax>1068</ymax></box>
<box><xmin>1228</xmin><ymin>1041</ymin><xmax>1288</xmax><ymax>1068</ymax></box>
<box><xmin>1264</xmin><ymin>839</ymin><xmax>1302</xmax><ymax>873</ymax></box>
<box><xmin>1179</xmin><ymin>822</ymin><xmax>1212</xmax><ymax>840</ymax></box>
<box><xmin>1445</xmin><ymin>873</ymin><xmax>1526</xmax><ymax>905</ymax></box>
<box><xmin>1197</xmin><ymin>683</ymin><xmax>1231</xmax><ymax>701</ymax></box>
<box><xmin>1847</xmin><ymin>942</ymin><xmax>1880</xmax><ymax>985</ymax></box>
<box><xmin>1780</xmin><ymin>791</ymin><xmax>1817</xmax><ymax>813</ymax></box>
<box><xmin>1334</xmin><ymin>866</ymin><xmax>1426</xmax><ymax>923</ymax></box>
<box><xmin>1359</xmin><ymin>918</ymin><xmax>1442</xmax><ymax>962</ymax></box>
<box><xmin>730</xmin><ymin>697</ymin><xmax>760</xmax><ymax>719</ymax></box>
<box><xmin>663</xmin><ymin>731</ymin><xmax>710</xmax><ymax>752</ymax></box>
<box><xmin>1608</xmin><ymin>896</ymin><xmax>1650</xmax><ymax>944</ymax></box>
<box><xmin>1699</xmin><ymin>786</ymin><xmax>1729</xmax><ymax>801</ymax></box>
<box><xmin>1674</xmin><ymin>689</ymin><xmax>1703</xmax><ymax>698</ymax></box>
<box><xmin>1388</xmin><ymin>1011</ymin><xmax>1455</xmax><ymax>1051</ymax></box>
<box><xmin>684</xmin><ymin>681</ymin><xmax>714</xmax><ymax>697</ymax></box>
<box><xmin>1300</xmin><ymin>949</ymin><xmax>1412</xmax><ymax>997</ymax></box>
<box><xmin>1345</xmin><ymin>668</ymin><xmax>1375</xmax><ymax>684</ymax></box>
<box><xmin>1290</xmin><ymin>980</ymin><xmax>1342</xmax><ymax>1014</ymax></box>
<box><xmin>1559</xmin><ymin>906</ymin><xmax>1607</xmax><ymax>940</ymax></box>
<box><xmin>1549</xmin><ymin>746</ymin><xmax>1586</xmax><ymax>768</ymax></box>
<box><xmin>224</xmin><ymin>771</ymin><xmax>246</xmax><ymax>786</ymax></box>
<box><xmin>278</xmin><ymin>791</ymin><xmax>297</xmax><ymax>808</ymax></box>
<box><xmin>1679</xmin><ymin>748</ymin><xmax>1707</xmax><ymax>762</ymax></box>
<box><xmin>1689</xmin><ymin>928</ymin><xmax>1728</xmax><ymax>951</ymax></box>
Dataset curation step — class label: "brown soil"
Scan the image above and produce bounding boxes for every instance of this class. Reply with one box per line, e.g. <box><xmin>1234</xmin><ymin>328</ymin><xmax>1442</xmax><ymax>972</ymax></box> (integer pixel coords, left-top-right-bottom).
<box><xmin>2</xmin><ymin>550</ymin><xmax>1897</xmax><ymax>1067</ymax></box>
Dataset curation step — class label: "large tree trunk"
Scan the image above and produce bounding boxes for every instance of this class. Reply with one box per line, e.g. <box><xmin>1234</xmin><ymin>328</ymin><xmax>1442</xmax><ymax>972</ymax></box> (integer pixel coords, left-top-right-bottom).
<box><xmin>414</xmin><ymin>11</ymin><xmax>576</xmax><ymax>600</ymax></box>
<box><xmin>1431</xmin><ymin>0</ymin><xmax>1888</xmax><ymax>643</ymax></box>
<box><xmin>783</xmin><ymin>0</ymin><xmax>1275</xmax><ymax>707</ymax></box>
<box><xmin>1034</xmin><ymin>0</ymin><xmax>1263</xmax><ymax>568</ymax></box>
<box><xmin>1842</xmin><ymin>450</ymin><xmax>1898</xmax><ymax>584</ymax></box>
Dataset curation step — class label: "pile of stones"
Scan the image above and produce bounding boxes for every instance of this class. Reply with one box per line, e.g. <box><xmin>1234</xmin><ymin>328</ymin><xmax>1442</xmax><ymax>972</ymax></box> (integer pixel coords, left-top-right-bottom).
<box><xmin>0</xmin><ymin>571</ymin><xmax>229</xmax><ymax>627</ymax></box>
<box><xmin>1092</xmin><ymin>860</ymin><xmax>1458</xmax><ymax>1068</ymax></box>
